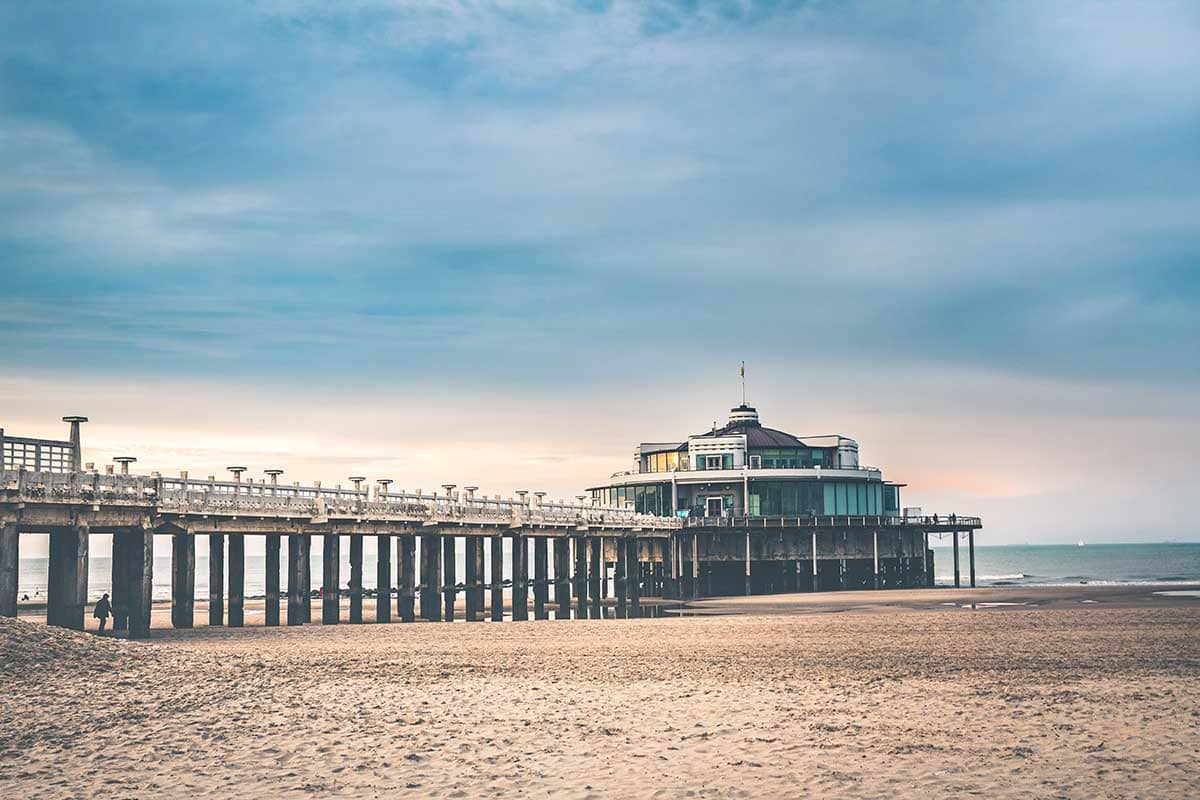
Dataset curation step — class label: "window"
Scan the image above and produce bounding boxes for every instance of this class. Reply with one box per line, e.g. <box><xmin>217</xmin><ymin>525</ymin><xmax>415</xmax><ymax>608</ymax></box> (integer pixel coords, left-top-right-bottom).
<box><xmin>705</xmin><ymin>455</ymin><xmax>723</xmax><ymax>470</ymax></box>
<box><xmin>749</xmin><ymin>455</ymin><xmax>762</xmax><ymax>468</ymax></box>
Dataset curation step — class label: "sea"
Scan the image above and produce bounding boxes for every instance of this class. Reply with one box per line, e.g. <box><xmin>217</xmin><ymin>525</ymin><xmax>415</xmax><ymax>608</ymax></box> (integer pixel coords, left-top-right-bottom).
<box><xmin>11</xmin><ymin>541</ymin><xmax>1200</xmax><ymax>603</ymax></box>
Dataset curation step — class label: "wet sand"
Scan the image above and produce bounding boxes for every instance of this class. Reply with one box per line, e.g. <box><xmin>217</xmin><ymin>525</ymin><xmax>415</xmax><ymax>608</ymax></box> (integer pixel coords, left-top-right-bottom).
<box><xmin>2</xmin><ymin>586</ymin><xmax>1198</xmax><ymax>798</ymax></box>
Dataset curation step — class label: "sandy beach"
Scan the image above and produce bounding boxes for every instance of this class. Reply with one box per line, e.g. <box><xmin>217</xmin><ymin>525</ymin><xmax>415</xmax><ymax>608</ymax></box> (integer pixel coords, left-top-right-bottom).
<box><xmin>2</xmin><ymin>586</ymin><xmax>1198</xmax><ymax>799</ymax></box>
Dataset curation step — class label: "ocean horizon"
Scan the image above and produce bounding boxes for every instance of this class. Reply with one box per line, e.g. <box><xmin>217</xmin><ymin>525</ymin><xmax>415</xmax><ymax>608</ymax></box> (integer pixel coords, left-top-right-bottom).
<box><xmin>13</xmin><ymin>541</ymin><xmax>1200</xmax><ymax>603</ymax></box>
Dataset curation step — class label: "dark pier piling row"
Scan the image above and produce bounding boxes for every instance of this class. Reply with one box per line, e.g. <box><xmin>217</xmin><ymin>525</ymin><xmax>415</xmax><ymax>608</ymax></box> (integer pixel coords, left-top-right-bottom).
<box><xmin>2</xmin><ymin>519</ymin><xmax>979</xmax><ymax>638</ymax></box>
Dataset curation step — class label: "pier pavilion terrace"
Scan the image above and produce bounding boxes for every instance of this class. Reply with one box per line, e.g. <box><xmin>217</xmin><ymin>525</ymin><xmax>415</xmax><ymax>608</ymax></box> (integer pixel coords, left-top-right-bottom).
<box><xmin>589</xmin><ymin>403</ymin><xmax>983</xmax><ymax>596</ymax></box>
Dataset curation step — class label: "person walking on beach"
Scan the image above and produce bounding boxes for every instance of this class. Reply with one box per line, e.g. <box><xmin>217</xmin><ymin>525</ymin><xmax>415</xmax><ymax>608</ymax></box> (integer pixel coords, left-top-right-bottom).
<box><xmin>93</xmin><ymin>593</ymin><xmax>112</xmax><ymax>633</ymax></box>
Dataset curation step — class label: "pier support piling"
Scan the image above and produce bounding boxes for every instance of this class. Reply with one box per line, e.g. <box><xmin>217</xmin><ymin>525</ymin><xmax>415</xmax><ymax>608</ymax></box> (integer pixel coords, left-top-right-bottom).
<box><xmin>553</xmin><ymin>538</ymin><xmax>570</xmax><ymax>618</ymax></box>
<box><xmin>111</xmin><ymin>531</ymin><xmax>130</xmax><ymax>631</ymax></box>
<box><xmin>744</xmin><ymin>530</ymin><xmax>752</xmax><ymax>596</ymax></box>
<box><xmin>614</xmin><ymin>538</ymin><xmax>627</xmax><ymax>618</ymax></box>
<box><xmin>489</xmin><ymin>535</ymin><xmax>503</xmax><ymax>622</ymax></box>
<box><xmin>300</xmin><ymin>535</ymin><xmax>312</xmax><ymax>622</ymax></box>
<box><xmin>398</xmin><ymin>535</ymin><xmax>416</xmax><ymax>622</ymax></box>
<box><xmin>171</xmin><ymin>531</ymin><xmax>195</xmax><ymax>629</ymax></box>
<box><xmin>322</xmin><ymin>533</ymin><xmax>340</xmax><ymax>625</ymax></box>
<box><xmin>953</xmin><ymin>530</ymin><xmax>961</xmax><ymax>589</ymax></box>
<box><xmin>265</xmin><ymin>534</ymin><xmax>280</xmax><ymax>626</ymax></box>
<box><xmin>420</xmin><ymin>534</ymin><xmax>441</xmax><ymax>622</ymax></box>
<box><xmin>465</xmin><ymin>536</ymin><xmax>483</xmax><ymax>622</ymax></box>
<box><xmin>208</xmin><ymin>533</ymin><xmax>224</xmax><ymax>627</ymax></box>
<box><xmin>872</xmin><ymin>530</ymin><xmax>880</xmax><ymax>591</ymax></box>
<box><xmin>349</xmin><ymin>534</ymin><xmax>363</xmax><ymax>624</ymax></box>
<box><xmin>443</xmin><ymin>535</ymin><xmax>456</xmax><ymax>622</ymax></box>
<box><xmin>125</xmin><ymin>527</ymin><xmax>154</xmax><ymax>639</ymax></box>
<box><xmin>228</xmin><ymin>534</ymin><xmax>244</xmax><ymax>627</ymax></box>
<box><xmin>533</xmin><ymin>537</ymin><xmax>548</xmax><ymax>620</ymax></box>
<box><xmin>626</xmin><ymin>538</ymin><xmax>640</xmax><ymax>614</ymax></box>
<box><xmin>376</xmin><ymin>535</ymin><xmax>391</xmax><ymax>623</ymax></box>
<box><xmin>0</xmin><ymin>523</ymin><xmax>18</xmax><ymax>617</ymax></box>
<box><xmin>47</xmin><ymin>525</ymin><xmax>88</xmax><ymax>631</ymax></box>
<box><xmin>573</xmin><ymin>537</ymin><xmax>587</xmax><ymax>619</ymax></box>
<box><xmin>587</xmin><ymin>537</ymin><xmax>602</xmax><ymax>619</ymax></box>
<box><xmin>287</xmin><ymin>534</ymin><xmax>305</xmax><ymax>625</ymax></box>
<box><xmin>511</xmin><ymin>532</ymin><xmax>528</xmax><ymax>621</ymax></box>
<box><xmin>968</xmin><ymin>529</ymin><xmax>976</xmax><ymax>589</ymax></box>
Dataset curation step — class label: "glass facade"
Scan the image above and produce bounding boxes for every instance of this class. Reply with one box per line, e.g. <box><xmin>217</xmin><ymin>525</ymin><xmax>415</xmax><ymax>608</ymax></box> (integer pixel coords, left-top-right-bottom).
<box><xmin>1</xmin><ymin>439</ymin><xmax>73</xmax><ymax>473</ymax></box>
<box><xmin>643</xmin><ymin>451</ymin><xmax>681</xmax><ymax>473</ymax></box>
<box><xmin>748</xmin><ymin>448</ymin><xmax>827</xmax><ymax>469</ymax></box>
<box><xmin>592</xmin><ymin>483</ymin><xmax>672</xmax><ymax>515</ymax></box>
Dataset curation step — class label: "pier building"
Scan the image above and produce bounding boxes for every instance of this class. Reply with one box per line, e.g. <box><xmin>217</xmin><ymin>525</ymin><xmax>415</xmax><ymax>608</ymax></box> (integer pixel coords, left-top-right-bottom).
<box><xmin>589</xmin><ymin>402</ymin><xmax>982</xmax><ymax>596</ymax></box>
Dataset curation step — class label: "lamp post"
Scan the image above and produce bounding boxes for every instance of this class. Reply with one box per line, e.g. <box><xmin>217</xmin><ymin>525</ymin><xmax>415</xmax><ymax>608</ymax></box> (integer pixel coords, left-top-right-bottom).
<box><xmin>113</xmin><ymin>456</ymin><xmax>137</xmax><ymax>476</ymax></box>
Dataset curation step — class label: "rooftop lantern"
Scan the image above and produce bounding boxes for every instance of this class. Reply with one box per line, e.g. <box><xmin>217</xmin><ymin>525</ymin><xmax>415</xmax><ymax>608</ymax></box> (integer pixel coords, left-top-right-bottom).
<box><xmin>264</xmin><ymin>469</ymin><xmax>284</xmax><ymax>495</ymax></box>
<box><xmin>515</xmin><ymin>490</ymin><xmax>529</xmax><ymax>505</ymax></box>
<box><xmin>349</xmin><ymin>476</ymin><xmax>366</xmax><ymax>493</ymax></box>
<box><xmin>442</xmin><ymin>484</ymin><xmax>456</xmax><ymax>503</ymax></box>
<box><xmin>113</xmin><ymin>456</ymin><xmax>136</xmax><ymax>475</ymax></box>
<box><xmin>534</xmin><ymin>491</ymin><xmax>547</xmax><ymax>510</ymax></box>
<box><xmin>464</xmin><ymin>486</ymin><xmax>479</xmax><ymax>502</ymax></box>
<box><xmin>378</xmin><ymin>479</ymin><xmax>393</xmax><ymax>500</ymax></box>
<box><xmin>227</xmin><ymin>466</ymin><xmax>247</xmax><ymax>483</ymax></box>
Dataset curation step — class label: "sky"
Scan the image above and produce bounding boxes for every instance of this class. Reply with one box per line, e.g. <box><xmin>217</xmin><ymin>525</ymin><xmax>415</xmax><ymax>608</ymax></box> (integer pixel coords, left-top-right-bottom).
<box><xmin>1</xmin><ymin>0</ymin><xmax>1198</xmax><ymax>547</ymax></box>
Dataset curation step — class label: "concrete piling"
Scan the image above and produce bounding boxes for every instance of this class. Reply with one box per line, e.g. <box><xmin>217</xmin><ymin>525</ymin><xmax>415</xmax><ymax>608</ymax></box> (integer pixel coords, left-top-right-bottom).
<box><xmin>443</xmin><ymin>535</ymin><xmax>456</xmax><ymax>622</ymax></box>
<box><xmin>953</xmin><ymin>530</ymin><xmax>961</xmax><ymax>588</ymax></box>
<box><xmin>322</xmin><ymin>533</ymin><xmax>340</xmax><ymax>625</ymax></box>
<box><xmin>420</xmin><ymin>534</ymin><xmax>441</xmax><ymax>622</ymax></box>
<box><xmin>614</xmin><ymin>537</ymin><xmax>627</xmax><ymax>618</ymax></box>
<box><xmin>398</xmin><ymin>534</ymin><xmax>416</xmax><ymax>622</ymax></box>
<box><xmin>171</xmin><ymin>531</ymin><xmax>194</xmax><ymax>628</ymax></box>
<box><xmin>465</xmin><ymin>535</ymin><xmax>483</xmax><ymax>622</ymax></box>
<box><xmin>126</xmin><ymin>527</ymin><xmax>154</xmax><ymax>640</ymax></box>
<box><xmin>533</xmin><ymin>537</ymin><xmax>548</xmax><ymax>620</ymax></box>
<box><xmin>511</xmin><ymin>532</ymin><xmax>528</xmax><ymax>621</ymax></box>
<box><xmin>228</xmin><ymin>533</ymin><xmax>245</xmax><ymax>627</ymax></box>
<box><xmin>376</xmin><ymin>535</ymin><xmax>391</xmax><ymax>623</ymax></box>
<box><xmin>349</xmin><ymin>534</ymin><xmax>363</xmax><ymax>624</ymax></box>
<box><xmin>968</xmin><ymin>529</ymin><xmax>976</xmax><ymax>588</ymax></box>
<box><xmin>490</xmin><ymin>535</ymin><xmax>503</xmax><ymax>622</ymax></box>
<box><xmin>47</xmin><ymin>525</ymin><xmax>88</xmax><ymax>630</ymax></box>
<box><xmin>627</xmin><ymin>538</ymin><xmax>640</xmax><ymax>614</ymax></box>
<box><xmin>553</xmin><ymin>538</ymin><xmax>570</xmax><ymax>618</ymax></box>
<box><xmin>111</xmin><ymin>531</ymin><xmax>130</xmax><ymax>631</ymax></box>
<box><xmin>264</xmin><ymin>533</ymin><xmax>280</xmax><ymax>626</ymax></box>
<box><xmin>300</xmin><ymin>534</ymin><xmax>312</xmax><ymax>622</ymax></box>
<box><xmin>208</xmin><ymin>533</ymin><xmax>224</xmax><ymax>626</ymax></box>
<box><xmin>0</xmin><ymin>523</ymin><xmax>17</xmax><ymax>617</ymax></box>
<box><xmin>287</xmin><ymin>533</ymin><xmax>305</xmax><ymax>626</ymax></box>
<box><xmin>573</xmin><ymin>537</ymin><xmax>587</xmax><ymax>618</ymax></box>
<box><xmin>587</xmin><ymin>537</ymin><xmax>602</xmax><ymax>619</ymax></box>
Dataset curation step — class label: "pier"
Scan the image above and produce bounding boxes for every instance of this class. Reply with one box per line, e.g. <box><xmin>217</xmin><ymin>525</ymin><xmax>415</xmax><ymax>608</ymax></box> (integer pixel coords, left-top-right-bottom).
<box><xmin>0</xmin><ymin>417</ymin><xmax>982</xmax><ymax>637</ymax></box>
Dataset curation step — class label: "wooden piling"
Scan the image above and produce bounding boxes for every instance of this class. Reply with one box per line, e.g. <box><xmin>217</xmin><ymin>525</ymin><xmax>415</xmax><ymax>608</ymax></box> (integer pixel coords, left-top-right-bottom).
<box><xmin>171</xmin><ymin>531</ymin><xmax>194</xmax><ymax>628</ymax></box>
<box><xmin>208</xmin><ymin>533</ymin><xmax>224</xmax><ymax>626</ymax></box>
<box><xmin>376</xmin><ymin>535</ymin><xmax>391</xmax><ymax>623</ymax></box>
<box><xmin>533</xmin><ymin>537</ymin><xmax>548</xmax><ymax>620</ymax></box>
<box><xmin>349</xmin><ymin>534</ymin><xmax>363</xmax><ymax>624</ymax></box>
<box><xmin>511</xmin><ymin>532</ymin><xmax>528</xmax><ymax>621</ymax></box>
<box><xmin>47</xmin><ymin>525</ymin><xmax>88</xmax><ymax>630</ymax></box>
<box><xmin>228</xmin><ymin>533</ymin><xmax>245</xmax><ymax>627</ymax></box>
<box><xmin>398</xmin><ymin>534</ymin><xmax>416</xmax><ymax>622</ymax></box>
<box><xmin>443</xmin><ymin>535</ymin><xmax>456</xmax><ymax>622</ymax></box>
<box><xmin>287</xmin><ymin>534</ymin><xmax>305</xmax><ymax>625</ymax></box>
<box><xmin>489</xmin><ymin>535</ymin><xmax>503</xmax><ymax>622</ymax></box>
<box><xmin>0</xmin><ymin>523</ymin><xmax>18</xmax><ymax>617</ymax></box>
<box><xmin>126</xmin><ymin>526</ymin><xmax>154</xmax><ymax>640</ymax></box>
<box><xmin>264</xmin><ymin>533</ymin><xmax>280</xmax><ymax>626</ymax></box>
<box><xmin>322</xmin><ymin>533</ymin><xmax>340</xmax><ymax>625</ymax></box>
<box><xmin>553</xmin><ymin>538</ymin><xmax>570</xmax><ymax>618</ymax></box>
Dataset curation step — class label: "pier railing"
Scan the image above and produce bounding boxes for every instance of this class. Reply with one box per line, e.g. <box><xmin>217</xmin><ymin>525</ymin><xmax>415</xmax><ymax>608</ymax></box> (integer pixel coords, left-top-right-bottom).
<box><xmin>1</xmin><ymin>468</ymin><xmax>680</xmax><ymax>530</ymax></box>
<box><xmin>684</xmin><ymin>514</ymin><xmax>983</xmax><ymax>529</ymax></box>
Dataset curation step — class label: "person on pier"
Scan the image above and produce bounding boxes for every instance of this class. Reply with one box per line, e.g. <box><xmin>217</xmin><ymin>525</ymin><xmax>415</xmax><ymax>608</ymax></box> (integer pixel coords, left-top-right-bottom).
<box><xmin>93</xmin><ymin>593</ymin><xmax>112</xmax><ymax>634</ymax></box>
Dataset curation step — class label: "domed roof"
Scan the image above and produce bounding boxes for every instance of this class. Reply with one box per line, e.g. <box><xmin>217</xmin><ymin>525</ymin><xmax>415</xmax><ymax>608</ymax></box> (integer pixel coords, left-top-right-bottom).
<box><xmin>693</xmin><ymin>405</ymin><xmax>809</xmax><ymax>448</ymax></box>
